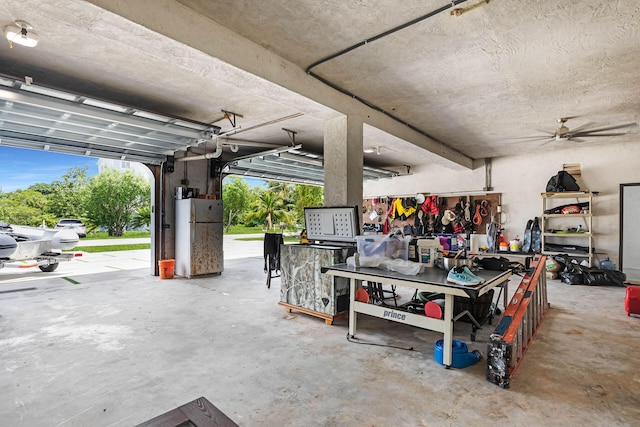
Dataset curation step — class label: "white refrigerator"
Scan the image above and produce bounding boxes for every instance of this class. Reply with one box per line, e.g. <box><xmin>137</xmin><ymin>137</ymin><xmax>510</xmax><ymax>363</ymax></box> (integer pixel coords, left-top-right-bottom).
<box><xmin>175</xmin><ymin>198</ymin><xmax>224</xmax><ymax>278</ymax></box>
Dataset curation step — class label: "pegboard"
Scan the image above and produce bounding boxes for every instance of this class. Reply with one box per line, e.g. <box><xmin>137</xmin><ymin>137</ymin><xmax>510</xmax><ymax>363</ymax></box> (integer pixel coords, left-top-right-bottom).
<box><xmin>362</xmin><ymin>193</ymin><xmax>501</xmax><ymax>236</ymax></box>
<box><xmin>304</xmin><ymin>207</ymin><xmax>359</xmax><ymax>242</ymax></box>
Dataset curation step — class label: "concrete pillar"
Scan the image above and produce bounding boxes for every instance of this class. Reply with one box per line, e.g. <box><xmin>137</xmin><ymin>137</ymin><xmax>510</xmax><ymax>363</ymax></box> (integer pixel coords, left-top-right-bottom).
<box><xmin>324</xmin><ymin>115</ymin><xmax>363</xmax><ymax>207</ymax></box>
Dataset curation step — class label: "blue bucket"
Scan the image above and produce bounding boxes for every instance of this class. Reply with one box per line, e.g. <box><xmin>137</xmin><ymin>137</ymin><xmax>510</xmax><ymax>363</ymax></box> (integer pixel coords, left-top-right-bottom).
<box><xmin>434</xmin><ymin>339</ymin><xmax>481</xmax><ymax>369</ymax></box>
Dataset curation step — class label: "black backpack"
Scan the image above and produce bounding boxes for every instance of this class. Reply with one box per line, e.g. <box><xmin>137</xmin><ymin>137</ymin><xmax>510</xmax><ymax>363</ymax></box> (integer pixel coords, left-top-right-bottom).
<box><xmin>546</xmin><ymin>171</ymin><xmax>580</xmax><ymax>192</ymax></box>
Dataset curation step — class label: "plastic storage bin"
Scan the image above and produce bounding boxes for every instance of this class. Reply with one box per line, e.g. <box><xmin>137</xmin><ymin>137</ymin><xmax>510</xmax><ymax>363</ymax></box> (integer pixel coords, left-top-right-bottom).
<box><xmin>356</xmin><ymin>234</ymin><xmax>410</xmax><ymax>260</ymax></box>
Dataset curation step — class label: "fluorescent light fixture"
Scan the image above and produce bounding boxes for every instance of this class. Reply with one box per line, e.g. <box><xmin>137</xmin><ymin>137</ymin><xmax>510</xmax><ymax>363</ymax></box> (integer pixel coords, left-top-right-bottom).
<box><xmin>4</xmin><ymin>21</ymin><xmax>39</xmax><ymax>48</ymax></box>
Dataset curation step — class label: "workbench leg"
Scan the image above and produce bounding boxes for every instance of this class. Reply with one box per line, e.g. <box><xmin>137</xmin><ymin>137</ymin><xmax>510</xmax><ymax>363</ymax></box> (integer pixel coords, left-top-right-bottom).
<box><xmin>443</xmin><ymin>293</ymin><xmax>454</xmax><ymax>367</ymax></box>
<box><xmin>348</xmin><ymin>278</ymin><xmax>357</xmax><ymax>337</ymax></box>
<box><xmin>503</xmin><ymin>282</ymin><xmax>509</xmax><ymax>309</ymax></box>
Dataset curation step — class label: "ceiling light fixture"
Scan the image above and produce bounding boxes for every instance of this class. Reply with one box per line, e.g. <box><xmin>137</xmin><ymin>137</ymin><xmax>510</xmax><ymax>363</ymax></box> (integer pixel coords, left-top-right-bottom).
<box><xmin>4</xmin><ymin>20</ymin><xmax>40</xmax><ymax>48</ymax></box>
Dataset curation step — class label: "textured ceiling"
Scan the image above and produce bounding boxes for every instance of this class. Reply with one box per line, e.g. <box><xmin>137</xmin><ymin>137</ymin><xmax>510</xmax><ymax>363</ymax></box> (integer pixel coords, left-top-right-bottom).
<box><xmin>0</xmin><ymin>0</ymin><xmax>639</xmax><ymax>170</ymax></box>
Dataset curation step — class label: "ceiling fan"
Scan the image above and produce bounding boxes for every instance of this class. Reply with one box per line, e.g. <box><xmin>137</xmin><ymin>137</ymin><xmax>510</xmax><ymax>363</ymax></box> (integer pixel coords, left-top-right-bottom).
<box><xmin>522</xmin><ymin>117</ymin><xmax>638</xmax><ymax>143</ymax></box>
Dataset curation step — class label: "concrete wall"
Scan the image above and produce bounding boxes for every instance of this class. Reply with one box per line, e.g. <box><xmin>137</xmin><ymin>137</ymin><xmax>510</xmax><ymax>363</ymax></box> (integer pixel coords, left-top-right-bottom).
<box><xmin>364</xmin><ymin>140</ymin><xmax>640</xmax><ymax>266</ymax></box>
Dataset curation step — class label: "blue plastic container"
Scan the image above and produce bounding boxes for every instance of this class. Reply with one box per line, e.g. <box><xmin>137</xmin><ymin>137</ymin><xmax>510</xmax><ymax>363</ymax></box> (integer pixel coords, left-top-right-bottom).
<box><xmin>434</xmin><ymin>339</ymin><xmax>482</xmax><ymax>369</ymax></box>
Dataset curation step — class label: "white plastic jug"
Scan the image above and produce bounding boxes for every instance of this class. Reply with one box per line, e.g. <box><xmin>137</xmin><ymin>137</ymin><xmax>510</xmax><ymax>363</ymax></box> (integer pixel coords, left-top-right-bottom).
<box><xmin>417</xmin><ymin>238</ymin><xmax>439</xmax><ymax>267</ymax></box>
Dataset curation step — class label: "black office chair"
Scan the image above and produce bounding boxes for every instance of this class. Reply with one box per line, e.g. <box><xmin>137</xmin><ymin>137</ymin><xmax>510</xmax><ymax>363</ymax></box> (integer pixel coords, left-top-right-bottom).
<box><xmin>264</xmin><ymin>233</ymin><xmax>284</xmax><ymax>288</ymax></box>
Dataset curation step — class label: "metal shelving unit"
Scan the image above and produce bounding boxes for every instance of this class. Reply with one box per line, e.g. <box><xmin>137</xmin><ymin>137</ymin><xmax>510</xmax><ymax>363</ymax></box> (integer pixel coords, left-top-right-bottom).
<box><xmin>541</xmin><ymin>192</ymin><xmax>594</xmax><ymax>266</ymax></box>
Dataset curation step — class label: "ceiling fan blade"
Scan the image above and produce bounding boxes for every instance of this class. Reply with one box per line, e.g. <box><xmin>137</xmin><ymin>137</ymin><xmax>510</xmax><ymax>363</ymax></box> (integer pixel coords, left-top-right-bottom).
<box><xmin>574</xmin><ymin>122</ymin><xmax>638</xmax><ymax>134</ymax></box>
<box><xmin>570</xmin><ymin>138</ymin><xmax>586</xmax><ymax>143</ymax></box>
<box><xmin>511</xmin><ymin>135</ymin><xmax>552</xmax><ymax>140</ymax></box>
<box><xmin>567</xmin><ymin>122</ymin><xmax>597</xmax><ymax>134</ymax></box>
<box><xmin>572</xmin><ymin>132</ymin><xmax>627</xmax><ymax>137</ymax></box>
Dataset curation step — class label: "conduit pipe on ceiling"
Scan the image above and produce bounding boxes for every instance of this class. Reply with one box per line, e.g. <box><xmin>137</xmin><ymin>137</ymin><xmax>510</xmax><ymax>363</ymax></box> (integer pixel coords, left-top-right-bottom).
<box><xmin>177</xmin><ymin>141</ymin><xmax>223</xmax><ymax>162</ymax></box>
<box><xmin>304</xmin><ymin>0</ymin><xmax>470</xmax><ymax>151</ymax></box>
<box><xmin>305</xmin><ymin>0</ymin><xmax>469</xmax><ymax>73</ymax></box>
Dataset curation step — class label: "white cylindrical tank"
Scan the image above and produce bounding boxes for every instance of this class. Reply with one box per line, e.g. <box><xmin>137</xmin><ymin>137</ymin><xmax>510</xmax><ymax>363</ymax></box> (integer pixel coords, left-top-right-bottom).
<box><xmin>0</xmin><ymin>234</ymin><xmax>18</xmax><ymax>258</ymax></box>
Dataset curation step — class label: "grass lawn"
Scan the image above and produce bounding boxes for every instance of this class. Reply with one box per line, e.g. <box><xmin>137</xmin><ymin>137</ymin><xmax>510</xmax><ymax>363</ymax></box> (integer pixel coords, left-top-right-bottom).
<box><xmin>67</xmin><ymin>243</ymin><xmax>151</xmax><ymax>252</ymax></box>
<box><xmin>73</xmin><ymin>225</ymin><xmax>300</xmax><ymax>252</ymax></box>
<box><xmin>84</xmin><ymin>231</ymin><xmax>151</xmax><ymax>240</ymax></box>
<box><xmin>224</xmin><ymin>225</ymin><xmax>265</xmax><ymax>234</ymax></box>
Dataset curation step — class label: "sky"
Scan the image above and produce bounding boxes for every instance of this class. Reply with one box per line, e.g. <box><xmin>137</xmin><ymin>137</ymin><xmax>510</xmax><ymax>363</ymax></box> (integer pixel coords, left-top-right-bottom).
<box><xmin>0</xmin><ymin>146</ymin><xmax>99</xmax><ymax>192</ymax></box>
<box><xmin>0</xmin><ymin>146</ymin><xmax>266</xmax><ymax>192</ymax></box>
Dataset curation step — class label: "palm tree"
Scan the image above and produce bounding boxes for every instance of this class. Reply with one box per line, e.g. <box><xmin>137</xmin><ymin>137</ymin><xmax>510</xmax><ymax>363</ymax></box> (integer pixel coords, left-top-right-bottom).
<box><xmin>245</xmin><ymin>188</ymin><xmax>291</xmax><ymax>231</ymax></box>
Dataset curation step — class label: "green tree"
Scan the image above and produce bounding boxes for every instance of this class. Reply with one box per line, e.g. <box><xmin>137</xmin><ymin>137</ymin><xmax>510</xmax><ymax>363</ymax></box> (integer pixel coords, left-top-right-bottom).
<box><xmin>244</xmin><ymin>187</ymin><xmax>292</xmax><ymax>231</ymax></box>
<box><xmin>47</xmin><ymin>166</ymin><xmax>89</xmax><ymax>219</ymax></box>
<box><xmin>28</xmin><ymin>182</ymin><xmax>55</xmax><ymax>195</ymax></box>
<box><xmin>131</xmin><ymin>206</ymin><xmax>151</xmax><ymax>230</ymax></box>
<box><xmin>0</xmin><ymin>189</ymin><xmax>53</xmax><ymax>226</ymax></box>
<box><xmin>293</xmin><ymin>184</ymin><xmax>323</xmax><ymax>225</ymax></box>
<box><xmin>222</xmin><ymin>176</ymin><xmax>251</xmax><ymax>232</ymax></box>
<box><xmin>82</xmin><ymin>168</ymin><xmax>150</xmax><ymax>236</ymax></box>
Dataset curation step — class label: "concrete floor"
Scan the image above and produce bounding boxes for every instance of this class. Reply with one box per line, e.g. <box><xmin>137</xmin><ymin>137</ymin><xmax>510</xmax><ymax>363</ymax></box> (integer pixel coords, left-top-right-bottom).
<box><xmin>1</xmin><ymin>248</ymin><xmax>640</xmax><ymax>426</ymax></box>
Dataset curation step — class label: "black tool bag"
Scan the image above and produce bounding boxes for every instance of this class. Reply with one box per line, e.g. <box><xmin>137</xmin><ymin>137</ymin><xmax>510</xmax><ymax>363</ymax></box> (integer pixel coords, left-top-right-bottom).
<box><xmin>477</xmin><ymin>256</ymin><xmax>511</xmax><ymax>271</ymax></box>
<box><xmin>546</xmin><ymin>171</ymin><xmax>580</xmax><ymax>192</ymax></box>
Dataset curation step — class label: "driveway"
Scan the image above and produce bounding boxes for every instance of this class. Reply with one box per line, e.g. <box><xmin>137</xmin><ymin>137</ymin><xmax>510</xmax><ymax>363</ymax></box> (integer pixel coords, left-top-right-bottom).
<box><xmin>0</xmin><ymin>234</ymin><xmax>270</xmax><ymax>285</ymax></box>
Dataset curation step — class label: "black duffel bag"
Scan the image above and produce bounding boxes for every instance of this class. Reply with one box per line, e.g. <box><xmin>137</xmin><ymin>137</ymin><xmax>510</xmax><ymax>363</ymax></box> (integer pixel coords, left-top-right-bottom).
<box><xmin>546</xmin><ymin>171</ymin><xmax>580</xmax><ymax>192</ymax></box>
<box><xmin>476</xmin><ymin>256</ymin><xmax>511</xmax><ymax>271</ymax></box>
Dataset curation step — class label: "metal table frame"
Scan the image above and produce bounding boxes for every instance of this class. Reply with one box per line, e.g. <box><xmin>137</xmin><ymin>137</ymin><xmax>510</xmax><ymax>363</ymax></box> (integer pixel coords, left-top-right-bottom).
<box><xmin>322</xmin><ymin>264</ymin><xmax>511</xmax><ymax>367</ymax></box>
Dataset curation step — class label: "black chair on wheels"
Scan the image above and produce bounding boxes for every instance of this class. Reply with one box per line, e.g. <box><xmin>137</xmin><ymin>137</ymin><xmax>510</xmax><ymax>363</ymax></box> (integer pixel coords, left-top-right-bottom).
<box><xmin>264</xmin><ymin>233</ymin><xmax>284</xmax><ymax>288</ymax></box>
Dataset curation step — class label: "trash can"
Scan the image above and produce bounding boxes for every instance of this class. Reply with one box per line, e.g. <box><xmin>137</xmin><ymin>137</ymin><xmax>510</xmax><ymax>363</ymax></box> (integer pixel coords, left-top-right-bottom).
<box><xmin>158</xmin><ymin>259</ymin><xmax>175</xmax><ymax>279</ymax></box>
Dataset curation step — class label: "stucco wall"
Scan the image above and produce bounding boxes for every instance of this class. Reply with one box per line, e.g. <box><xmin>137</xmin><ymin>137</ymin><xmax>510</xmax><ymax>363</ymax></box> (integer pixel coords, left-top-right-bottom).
<box><xmin>364</xmin><ymin>140</ymin><xmax>640</xmax><ymax>266</ymax></box>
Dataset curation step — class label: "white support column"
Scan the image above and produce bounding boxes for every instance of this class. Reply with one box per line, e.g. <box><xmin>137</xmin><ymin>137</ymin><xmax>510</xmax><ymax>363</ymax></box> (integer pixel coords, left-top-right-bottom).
<box><xmin>324</xmin><ymin>115</ymin><xmax>363</xmax><ymax>207</ymax></box>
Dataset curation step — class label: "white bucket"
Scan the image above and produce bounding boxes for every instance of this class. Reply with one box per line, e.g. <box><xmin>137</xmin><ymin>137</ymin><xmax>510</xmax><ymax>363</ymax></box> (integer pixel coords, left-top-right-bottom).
<box><xmin>417</xmin><ymin>238</ymin><xmax>439</xmax><ymax>267</ymax></box>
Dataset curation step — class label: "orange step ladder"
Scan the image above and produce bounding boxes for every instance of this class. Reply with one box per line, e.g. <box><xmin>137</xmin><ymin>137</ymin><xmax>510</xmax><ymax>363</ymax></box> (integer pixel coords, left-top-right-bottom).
<box><xmin>487</xmin><ymin>254</ymin><xmax>550</xmax><ymax>388</ymax></box>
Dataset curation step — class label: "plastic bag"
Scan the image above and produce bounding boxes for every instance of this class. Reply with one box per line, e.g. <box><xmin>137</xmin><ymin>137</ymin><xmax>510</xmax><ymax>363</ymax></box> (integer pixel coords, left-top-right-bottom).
<box><xmin>379</xmin><ymin>258</ymin><xmax>425</xmax><ymax>275</ymax></box>
<box><xmin>583</xmin><ymin>267</ymin><xmax>626</xmax><ymax>286</ymax></box>
<box><xmin>346</xmin><ymin>255</ymin><xmax>424</xmax><ymax>275</ymax></box>
<box><xmin>559</xmin><ymin>263</ymin><xmax>584</xmax><ymax>285</ymax></box>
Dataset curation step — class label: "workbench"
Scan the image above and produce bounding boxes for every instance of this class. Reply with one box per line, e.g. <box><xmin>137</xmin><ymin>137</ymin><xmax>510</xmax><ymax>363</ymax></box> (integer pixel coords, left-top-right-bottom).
<box><xmin>322</xmin><ymin>264</ymin><xmax>511</xmax><ymax>367</ymax></box>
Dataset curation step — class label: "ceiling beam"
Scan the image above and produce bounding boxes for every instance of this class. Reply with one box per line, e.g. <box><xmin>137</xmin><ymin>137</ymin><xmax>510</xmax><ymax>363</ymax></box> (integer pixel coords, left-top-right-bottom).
<box><xmin>85</xmin><ymin>0</ymin><xmax>473</xmax><ymax>170</ymax></box>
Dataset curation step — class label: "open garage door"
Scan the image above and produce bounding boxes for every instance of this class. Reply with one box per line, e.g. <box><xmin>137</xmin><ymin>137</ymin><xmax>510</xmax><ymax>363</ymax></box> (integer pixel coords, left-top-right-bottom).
<box><xmin>0</xmin><ymin>75</ymin><xmax>217</xmax><ymax>164</ymax></box>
